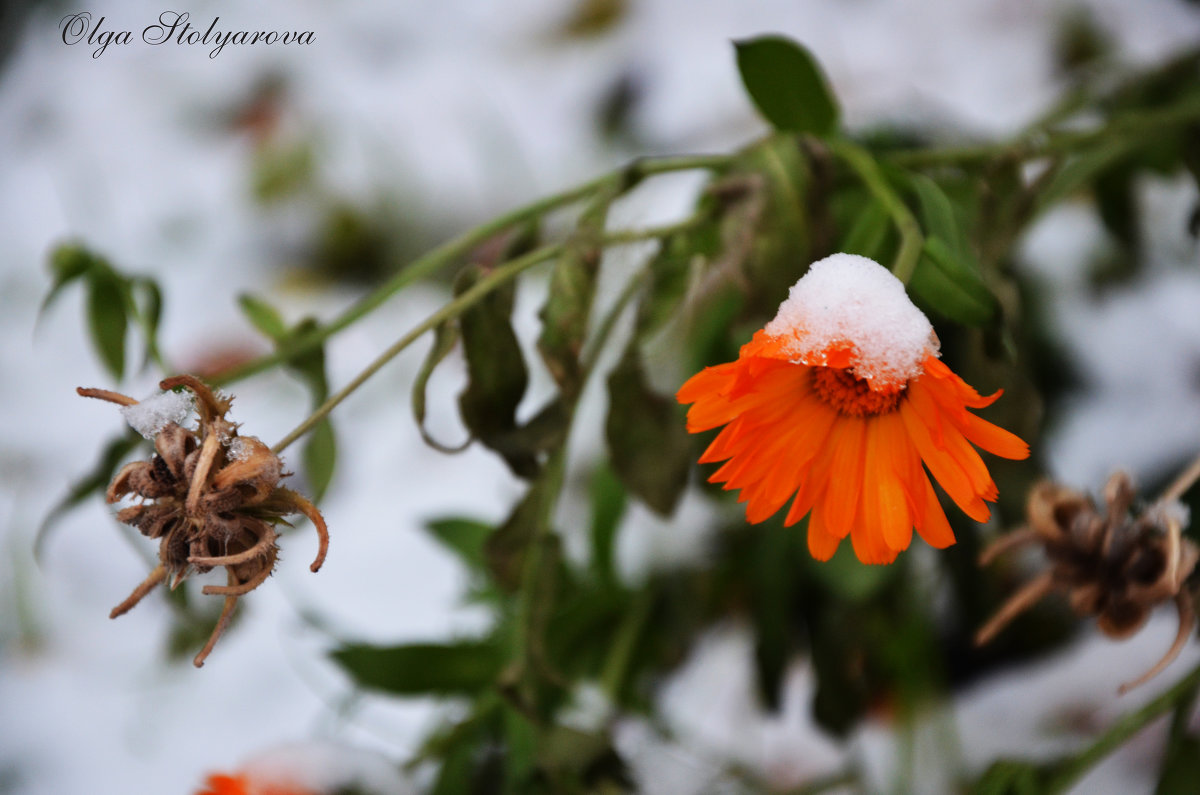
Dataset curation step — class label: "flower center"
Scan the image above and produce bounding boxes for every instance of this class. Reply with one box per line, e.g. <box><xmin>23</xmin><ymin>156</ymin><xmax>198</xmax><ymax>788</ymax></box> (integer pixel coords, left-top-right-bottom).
<box><xmin>812</xmin><ymin>366</ymin><xmax>905</xmax><ymax>416</ymax></box>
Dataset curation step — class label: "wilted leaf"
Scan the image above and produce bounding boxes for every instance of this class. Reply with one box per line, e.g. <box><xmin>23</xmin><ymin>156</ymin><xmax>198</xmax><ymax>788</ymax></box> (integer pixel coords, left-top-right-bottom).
<box><xmin>734</xmin><ymin>36</ymin><xmax>839</xmax><ymax>136</ymax></box>
<box><xmin>86</xmin><ymin>269</ymin><xmax>129</xmax><ymax>380</ymax></box>
<box><xmin>331</xmin><ymin>640</ymin><xmax>503</xmax><ymax>696</ymax></box>
<box><xmin>605</xmin><ymin>344</ymin><xmax>691</xmax><ymax>516</ymax></box>
<box><xmin>302</xmin><ymin>418</ymin><xmax>336</xmax><ymax>501</ymax></box>
<box><xmin>411</xmin><ymin>319</ymin><xmax>468</xmax><ymax>452</ymax></box>
<box><xmin>456</xmin><ymin>264</ymin><xmax>535</xmax><ymax>478</ymax></box>
<box><xmin>538</xmin><ymin>246</ymin><xmax>601</xmax><ymax>400</ymax></box>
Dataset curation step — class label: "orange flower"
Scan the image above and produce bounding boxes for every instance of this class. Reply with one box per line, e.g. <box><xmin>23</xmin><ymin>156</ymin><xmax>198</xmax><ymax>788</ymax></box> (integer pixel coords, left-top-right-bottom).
<box><xmin>196</xmin><ymin>772</ymin><xmax>317</xmax><ymax>795</ymax></box>
<box><xmin>677</xmin><ymin>254</ymin><xmax>1028</xmax><ymax>564</ymax></box>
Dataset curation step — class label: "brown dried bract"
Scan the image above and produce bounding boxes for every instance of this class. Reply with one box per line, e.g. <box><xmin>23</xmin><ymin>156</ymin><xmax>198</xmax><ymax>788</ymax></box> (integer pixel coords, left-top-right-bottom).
<box><xmin>79</xmin><ymin>375</ymin><xmax>329</xmax><ymax>667</ymax></box>
<box><xmin>976</xmin><ymin>472</ymin><xmax>1197</xmax><ymax>693</ymax></box>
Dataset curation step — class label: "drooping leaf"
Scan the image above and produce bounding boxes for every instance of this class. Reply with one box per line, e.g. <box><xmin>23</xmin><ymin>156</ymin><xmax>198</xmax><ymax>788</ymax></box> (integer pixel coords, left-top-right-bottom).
<box><xmin>633</xmin><ymin>213</ymin><xmax>719</xmax><ymax>339</ymax></box>
<box><xmin>411</xmin><ymin>319</ymin><xmax>468</xmax><ymax>452</ymax></box>
<box><xmin>42</xmin><ymin>243</ymin><xmax>98</xmax><ymax>315</ymax></box>
<box><xmin>485</xmin><ymin>485</ymin><xmax>544</xmax><ymax>592</ymax></box>
<box><xmin>456</xmin><ymin>264</ymin><xmax>535</xmax><ymax>478</ymax></box>
<box><xmin>86</xmin><ymin>269</ymin><xmax>129</xmax><ymax>380</ymax></box>
<box><xmin>425</xmin><ymin>517</ymin><xmax>493</xmax><ymax>572</ymax></box>
<box><xmin>331</xmin><ymin>639</ymin><xmax>504</xmax><ymax>697</ymax></box>
<box><xmin>537</xmin><ymin>193</ymin><xmax>610</xmax><ymax>400</ymax></box>
<box><xmin>734</xmin><ymin>36</ymin><xmax>840</xmax><ymax>136</ymax></box>
<box><xmin>302</xmin><ymin>418</ymin><xmax>336</xmax><ymax>501</ymax></box>
<box><xmin>604</xmin><ymin>344</ymin><xmax>691</xmax><ymax>516</ymax></box>
<box><xmin>132</xmin><ymin>277</ymin><xmax>164</xmax><ymax>368</ymax></box>
<box><xmin>908</xmin><ymin>235</ymin><xmax>998</xmax><ymax>326</ymax></box>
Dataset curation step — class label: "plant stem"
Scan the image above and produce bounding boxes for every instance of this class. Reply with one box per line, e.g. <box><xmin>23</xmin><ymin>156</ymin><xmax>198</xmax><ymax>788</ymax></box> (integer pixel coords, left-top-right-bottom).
<box><xmin>270</xmin><ymin>243</ymin><xmax>562</xmax><ymax>454</ymax></box>
<box><xmin>1044</xmin><ymin>661</ymin><xmax>1200</xmax><ymax>793</ymax></box>
<box><xmin>213</xmin><ymin>154</ymin><xmax>731</xmax><ymax>388</ymax></box>
<box><xmin>1162</xmin><ymin>451</ymin><xmax>1200</xmax><ymax>504</ymax></box>
<box><xmin>827</xmin><ymin>138</ymin><xmax>924</xmax><ymax>283</ymax></box>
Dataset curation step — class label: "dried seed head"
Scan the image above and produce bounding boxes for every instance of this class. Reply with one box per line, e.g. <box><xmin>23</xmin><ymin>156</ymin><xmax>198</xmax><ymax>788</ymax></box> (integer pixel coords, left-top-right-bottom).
<box><xmin>78</xmin><ymin>376</ymin><xmax>329</xmax><ymax>667</ymax></box>
<box><xmin>977</xmin><ymin>472</ymin><xmax>1198</xmax><ymax>693</ymax></box>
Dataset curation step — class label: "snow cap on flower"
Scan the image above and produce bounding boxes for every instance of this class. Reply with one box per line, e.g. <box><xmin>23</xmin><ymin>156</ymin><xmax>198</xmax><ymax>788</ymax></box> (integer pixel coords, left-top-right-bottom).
<box><xmin>763</xmin><ymin>253</ymin><xmax>938</xmax><ymax>388</ymax></box>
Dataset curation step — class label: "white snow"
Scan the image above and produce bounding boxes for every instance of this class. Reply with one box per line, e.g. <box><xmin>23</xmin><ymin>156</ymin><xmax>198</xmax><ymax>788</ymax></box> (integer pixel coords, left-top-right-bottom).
<box><xmin>119</xmin><ymin>388</ymin><xmax>195</xmax><ymax>439</ymax></box>
<box><xmin>763</xmin><ymin>253</ymin><xmax>938</xmax><ymax>387</ymax></box>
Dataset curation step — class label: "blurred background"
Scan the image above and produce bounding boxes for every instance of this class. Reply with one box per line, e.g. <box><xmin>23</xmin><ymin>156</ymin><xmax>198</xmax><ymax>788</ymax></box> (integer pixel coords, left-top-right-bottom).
<box><xmin>2</xmin><ymin>0</ymin><xmax>1200</xmax><ymax>792</ymax></box>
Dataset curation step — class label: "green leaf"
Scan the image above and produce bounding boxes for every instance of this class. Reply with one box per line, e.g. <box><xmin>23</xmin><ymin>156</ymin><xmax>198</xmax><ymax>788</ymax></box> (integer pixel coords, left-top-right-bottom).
<box><xmin>411</xmin><ymin>319</ymin><xmax>468</xmax><ymax>452</ymax></box>
<box><xmin>425</xmin><ymin>517</ymin><xmax>493</xmax><ymax>572</ymax></box>
<box><xmin>302</xmin><ymin>418</ymin><xmax>336</xmax><ymax>502</ymax></box>
<box><xmin>456</xmin><ymin>264</ymin><xmax>535</xmax><ymax>478</ymax></box>
<box><xmin>734</xmin><ymin>36</ymin><xmax>839</xmax><ymax>136</ymax></box>
<box><xmin>589</xmin><ymin>463</ymin><xmax>626</xmax><ymax>586</ymax></box>
<box><xmin>237</xmin><ymin>293</ymin><xmax>288</xmax><ymax>341</ymax></box>
<box><xmin>132</xmin><ymin>278</ymin><xmax>164</xmax><ymax>368</ymax></box>
<box><xmin>331</xmin><ymin>639</ymin><xmax>503</xmax><ymax>697</ymax></box>
<box><xmin>971</xmin><ymin>759</ymin><xmax>1045</xmax><ymax>795</ymax></box>
<box><xmin>1157</xmin><ymin>735</ymin><xmax>1200</xmax><ymax>794</ymax></box>
<box><xmin>806</xmin><ymin>540</ymin><xmax>896</xmax><ymax>602</ymax></box>
<box><xmin>909</xmin><ymin>174</ymin><xmax>967</xmax><ymax>257</ymax></box>
<box><xmin>41</xmin><ymin>243</ymin><xmax>98</xmax><ymax>315</ymax></box>
<box><xmin>838</xmin><ymin>197</ymin><xmax>892</xmax><ymax>260</ymax></box>
<box><xmin>36</xmin><ymin>431</ymin><xmax>143</xmax><ymax>561</ymax></box>
<box><xmin>633</xmin><ymin>217</ymin><xmax>718</xmax><ymax>339</ymax></box>
<box><xmin>284</xmin><ymin>317</ymin><xmax>330</xmax><ymax>402</ymax></box>
<box><xmin>86</xmin><ymin>269</ymin><xmax>129</xmax><ymax>380</ymax></box>
<box><xmin>908</xmin><ymin>235</ymin><xmax>998</xmax><ymax>326</ymax></box>
<box><xmin>485</xmin><ymin>486</ymin><xmax>543</xmax><ymax>592</ymax></box>
<box><xmin>605</xmin><ymin>344</ymin><xmax>691</xmax><ymax>516</ymax></box>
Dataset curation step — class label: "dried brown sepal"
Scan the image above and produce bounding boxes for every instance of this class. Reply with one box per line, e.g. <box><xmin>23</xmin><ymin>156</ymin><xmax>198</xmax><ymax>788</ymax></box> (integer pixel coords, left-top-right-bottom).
<box><xmin>79</xmin><ymin>375</ymin><xmax>329</xmax><ymax>666</ymax></box>
<box><xmin>976</xmin><ymin>472</ymin><xmax>1198</xmax><ymax>693</ymax></box>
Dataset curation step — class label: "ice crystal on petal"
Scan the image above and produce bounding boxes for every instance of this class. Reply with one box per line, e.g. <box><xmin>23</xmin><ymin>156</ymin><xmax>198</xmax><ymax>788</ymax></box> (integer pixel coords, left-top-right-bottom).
<box><xmin>764</xmin><ymin>253</ymin><xmax>938</xmax><ymax>387</ymax></box>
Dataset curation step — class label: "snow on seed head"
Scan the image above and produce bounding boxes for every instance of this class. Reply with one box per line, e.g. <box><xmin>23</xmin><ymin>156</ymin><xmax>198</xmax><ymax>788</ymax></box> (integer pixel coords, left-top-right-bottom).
<box><xmin>763</xmin><ymin>253</ymin><xmax>939</xmax><ymax>387</ymax></box>
<box><xmin>119</xmin><ymin>389</ymin><xmax>196</xmax><ymax>439</ymax></box>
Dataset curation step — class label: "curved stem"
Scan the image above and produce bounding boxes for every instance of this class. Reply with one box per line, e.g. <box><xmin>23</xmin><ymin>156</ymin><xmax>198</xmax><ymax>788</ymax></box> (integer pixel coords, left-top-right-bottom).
<box><xmin>827</xmin><ymin>138</ymin><xmax>924</xmax><ymax>283</ymax></box>
<box><xmin>1045</xmin><ymin>660</ymin><xmax>1200</xmax><ymax>793</ymax></box>
<box><xmin>271</xmin><ymin>242</ymin><xmax>563</xmax><ymax>455</ymax></box>
<box><xmin>212</xmin><ymin>154</ymin><xmax>731</xmax><ymax>388</ymax></box>
<box><xmin>1162</xmin><ymin>451</ymin><xmax>1200</xmax><ymax>504</ymax></box>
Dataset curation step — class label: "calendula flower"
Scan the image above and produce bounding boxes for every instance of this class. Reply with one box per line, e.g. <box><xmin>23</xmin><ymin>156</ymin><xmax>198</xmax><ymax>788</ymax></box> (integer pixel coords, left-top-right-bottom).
<box><xmin>196</xmin><ymin>772</ymin><xmax>315</xmax><ymax>795</ymax></box>
<box><xmin>677</xmin><ymin>253</ymin><xmax>1028</xmax><ymax>564</ymax></box>
<box><xmin>195</xmin><ymin>742</ymin><xmax>413</xmax><ymax>795</ymax></box>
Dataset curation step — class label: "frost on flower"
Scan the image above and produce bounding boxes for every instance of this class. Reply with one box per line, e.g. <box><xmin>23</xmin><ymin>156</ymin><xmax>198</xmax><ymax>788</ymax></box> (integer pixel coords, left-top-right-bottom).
<box><xmin>677</xmin><ymin>253</ymin><xmax>1029</xmax><ymax>564</ymax></box>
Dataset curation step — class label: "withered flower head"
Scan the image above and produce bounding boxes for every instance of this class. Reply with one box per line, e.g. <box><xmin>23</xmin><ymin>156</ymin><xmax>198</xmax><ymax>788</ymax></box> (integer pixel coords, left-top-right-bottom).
<box><xmin>78</xmin><ymin>375</ymin><xmax>329</xmax><ymax>667</ymax></box>
<box><xmin>976</xmin><ymin>471</ymin><xmax>1197</xmax><ymax>693</ymax></box>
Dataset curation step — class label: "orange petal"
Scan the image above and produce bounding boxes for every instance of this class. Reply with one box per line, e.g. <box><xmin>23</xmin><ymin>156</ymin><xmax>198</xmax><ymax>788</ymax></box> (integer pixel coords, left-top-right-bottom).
<box><xmin>960</xmin><ymin>412</ymin><xmax>1030</xmax><ymax>460</ymax></box>
<box><xmin>807</xmin><ymin>501</ymin><xmax>841</xmax><ymax>560</ymax></box>
<box><xmin>915</xmin><ymin>472</ymin><xmax>956</xmax><ymax>549</ymax></box>
<box><xmin>862</xmin><ymin>413</ymin><xmax>913</xmax><ymax>552</ymax></box>
<box><xmin>822</xmin><ymin>417</ymin><xmax>867</xmax><ymax>538</ymax></box>
<box><xmin>900</xmin><ymin>400</ymin><xmax>991</xmax><ymax>523</ymax></box>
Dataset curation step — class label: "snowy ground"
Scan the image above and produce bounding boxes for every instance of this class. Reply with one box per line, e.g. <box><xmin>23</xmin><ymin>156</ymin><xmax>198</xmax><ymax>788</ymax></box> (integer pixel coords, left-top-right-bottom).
<box><xmin>2</xmin><ymin>0</ymin><xmax>1200</xmax><ymax>792</ymax></box>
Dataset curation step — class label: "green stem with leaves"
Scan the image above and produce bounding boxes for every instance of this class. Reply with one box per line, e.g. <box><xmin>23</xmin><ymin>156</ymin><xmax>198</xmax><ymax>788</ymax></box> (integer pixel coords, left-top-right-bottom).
<box><xmin>827</xmin><ymin>137</ymin><xmax>924</xmax><ymax>283</ymax></box>
<box><xmin>215</xmin><ymin>154</ymin><xmax>731</xmax><ymax>389</ymax></box>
